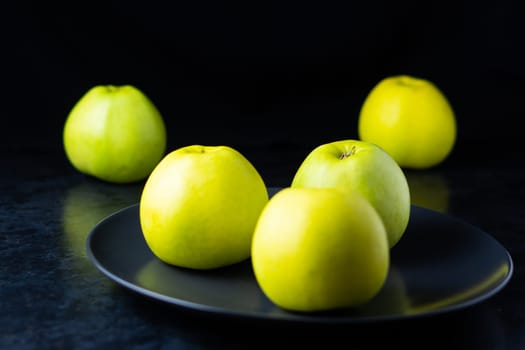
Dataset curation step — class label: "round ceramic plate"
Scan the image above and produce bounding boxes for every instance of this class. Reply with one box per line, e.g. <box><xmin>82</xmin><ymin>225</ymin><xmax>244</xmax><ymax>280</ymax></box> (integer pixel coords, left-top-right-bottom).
<box><xmin>86</xmin><ymin>187</ymin><xmax>513</xmax><ymax>324</ymax></box>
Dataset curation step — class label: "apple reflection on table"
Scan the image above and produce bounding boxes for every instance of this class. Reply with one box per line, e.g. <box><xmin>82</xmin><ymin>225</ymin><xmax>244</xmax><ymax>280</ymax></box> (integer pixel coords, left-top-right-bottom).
<box><xmin>61</xmin><ymin>178</ymin><xmax>144</xmax><ymax>273</ymax></box>
<box><xmin>404</xmin><ymin>170</ymin><xmax>450</xmax><ymax>214</ymax></box>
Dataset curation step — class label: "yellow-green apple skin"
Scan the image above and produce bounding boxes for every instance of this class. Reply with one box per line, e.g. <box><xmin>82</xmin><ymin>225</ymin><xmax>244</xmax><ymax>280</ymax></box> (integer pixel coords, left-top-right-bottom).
<box><xmin>139</xmin><ymin>145</ymin><xmax>269</xmax><ymax>270</ymax></box>
<box><xmin>358</xmin><ymin>75</ymin><xmax>457</xmax><ymax>169</ymax></box>
<box><xmin>251</xmin><ymin>187</ymin><xmax>389</xmax><ymax>312</ymax></box>
<box><xmin>291</xmin><ymin>139</ymin><xmax>410</xmax><ymax>248</ymax></box>
<box><xmin>63</xmin><ymin>85</ymin><xmax>167</xmax><ymax>183</ymax></box>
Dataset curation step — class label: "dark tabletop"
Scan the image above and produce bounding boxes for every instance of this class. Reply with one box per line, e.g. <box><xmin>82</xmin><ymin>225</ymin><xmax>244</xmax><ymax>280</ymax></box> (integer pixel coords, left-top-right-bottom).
<box><xmin>1</xmin><ymin>150</ymin><xmax>524</xmax><ymax>350</ymax></box>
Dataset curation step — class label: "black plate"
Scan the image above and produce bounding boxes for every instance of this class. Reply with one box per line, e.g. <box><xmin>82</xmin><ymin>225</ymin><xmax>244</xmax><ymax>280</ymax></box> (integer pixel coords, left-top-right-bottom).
<box><xmin>86</xmin><ymin>187</ymin><xmax>513</xmax><ymax>324</ymax></box>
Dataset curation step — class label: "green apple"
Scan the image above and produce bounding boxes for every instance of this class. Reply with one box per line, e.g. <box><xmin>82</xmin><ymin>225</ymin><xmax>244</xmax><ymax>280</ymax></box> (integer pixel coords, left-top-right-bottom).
<box><xmin>291</xmin><ymin>139</ymin><xmax>410</xmax><ymax>248</ymax></box>
<box><xmin>139</xmin><ymin>145</ymin><xmax>269</xmax><ymax>270</ymax></box>
<box><xmin>63</xmin><ymin>84</ymin><xmax>167</xmax><ymax>183</ymax></box>
<box><xmin>358</xmin><ymin>75</ymin><xmax>457</xmax><ymax>169</ymax></box>
<box><xmin>252</xmin><ymin>187</ymin><xmax>389</xmax><ymax>312</ymax></box>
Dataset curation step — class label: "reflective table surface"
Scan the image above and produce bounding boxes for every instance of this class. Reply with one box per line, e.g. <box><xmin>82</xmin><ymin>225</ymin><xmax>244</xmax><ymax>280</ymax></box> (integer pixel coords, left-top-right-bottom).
<box><xmin>1</xmin><ymin>151</ymin><xmax>524</xmax><ymax>349</ymax></box>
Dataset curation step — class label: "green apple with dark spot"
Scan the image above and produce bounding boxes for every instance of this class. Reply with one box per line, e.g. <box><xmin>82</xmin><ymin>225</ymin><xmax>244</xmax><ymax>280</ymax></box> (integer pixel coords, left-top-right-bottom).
<box><xmin>291</xmin><ymin>139</ymin><xmax>411</xmax><ymax>248</ymax></box>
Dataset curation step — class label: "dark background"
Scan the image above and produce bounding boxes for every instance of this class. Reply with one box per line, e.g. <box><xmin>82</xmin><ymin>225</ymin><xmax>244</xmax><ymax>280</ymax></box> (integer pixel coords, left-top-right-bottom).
<box><xmin>3</xmin><ymin>0</ymin><xmax>525</xmax><ymax>176</ymax></box>
<box><xmin>2</xmin><ymin>3</ymin><xmax>525</xmax><ymax>348</ymax></box>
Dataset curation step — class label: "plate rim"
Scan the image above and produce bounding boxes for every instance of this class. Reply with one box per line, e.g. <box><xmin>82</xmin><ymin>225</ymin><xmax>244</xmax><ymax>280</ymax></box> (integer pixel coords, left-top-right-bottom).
<box><xmin>86</xmin><ymin>197</ymin><xmax>514</xmax><ymax>324</ymax></box>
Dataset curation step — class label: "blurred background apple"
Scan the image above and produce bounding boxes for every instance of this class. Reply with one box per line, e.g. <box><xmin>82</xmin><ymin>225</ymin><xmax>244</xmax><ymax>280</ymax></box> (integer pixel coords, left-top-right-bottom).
<box><xmin>63</xmin><ymin>85</ymin><xmax>167</xmax><ymax>184</ymax></box>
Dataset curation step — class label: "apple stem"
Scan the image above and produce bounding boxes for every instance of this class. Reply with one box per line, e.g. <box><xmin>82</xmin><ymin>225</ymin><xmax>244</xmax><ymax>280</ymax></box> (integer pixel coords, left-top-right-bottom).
<box><xmin>339</xmin><ymin>146</ymin><xmax>357</xmax><ymax>160</ymax></box>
